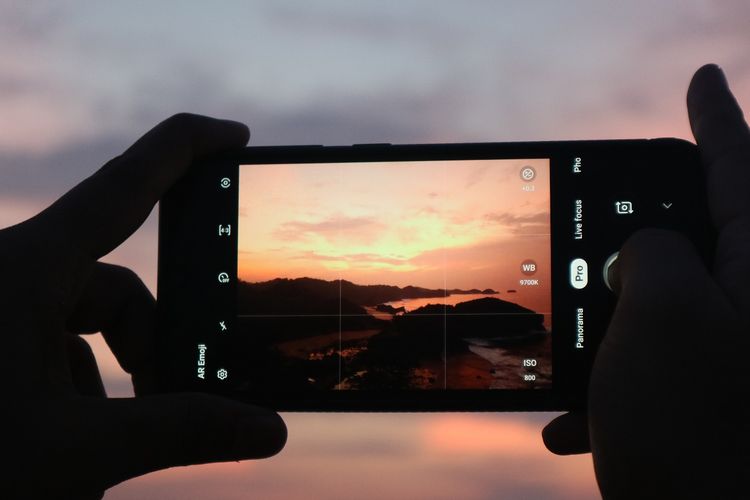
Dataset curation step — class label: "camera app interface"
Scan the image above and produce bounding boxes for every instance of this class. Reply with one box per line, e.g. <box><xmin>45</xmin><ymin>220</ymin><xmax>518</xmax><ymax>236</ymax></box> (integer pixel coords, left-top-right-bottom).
<box><xmin>236</xmin><ymin>159</ymin><xmax>551</xmax><ymax>391</ymax></box>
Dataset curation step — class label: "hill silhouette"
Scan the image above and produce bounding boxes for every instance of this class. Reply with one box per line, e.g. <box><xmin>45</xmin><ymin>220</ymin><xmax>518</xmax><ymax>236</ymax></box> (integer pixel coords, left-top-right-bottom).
<box><xmin>400</xmin><ymin>296</ymin><xmax>544</xmax><ymax>337</ymax></box>
<box><xmin>237</xmin><ymin>277</ymin><xmax>498</xmax><ymax>315</ymax></box>
<box><xmin>354</xmin><ymin>297</ymin><xmax>547</xmax><ymax>387</ymax></box>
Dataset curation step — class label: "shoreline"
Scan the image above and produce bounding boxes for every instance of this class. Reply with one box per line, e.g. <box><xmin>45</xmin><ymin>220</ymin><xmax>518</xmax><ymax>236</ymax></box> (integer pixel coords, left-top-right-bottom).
<box><xmin>275</xmin><ymin>329</ymin><xmax>381</xmax><ymax>359</ymax></box>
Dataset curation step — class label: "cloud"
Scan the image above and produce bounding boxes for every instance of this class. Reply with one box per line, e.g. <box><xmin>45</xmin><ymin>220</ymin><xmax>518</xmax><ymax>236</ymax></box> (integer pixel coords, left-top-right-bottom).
<box><xmin>112</xmin><ymin>59</ymin><xmax>453</xmax><ymax>147</ymax></box>
<box><xmin>262</xmin><ymin>2</ymin><xmax>465</xmax><ymax>55</ymax></box>
<box><xmin>0</xmin><ymin>3</ymin><xmax>69</xmax><ymax>43</ymax></box>
<box><xmin>0</xmin><ymin>62</ymin><xmax>448</xmax><ymax>208</ymax></box>
<box><xmin>0</xmin><ymin>73</ymin><xmax>49</xmax><ymax>97</ymax></box>
<box><xmin>0</xmin><ymin>135</ymin><xmax>129</xmax><ymax>199</ymax></box>
<box><xmin>274</xmin><ymin>215</ymin><xmax>386</xmax><ymax>243</ymax></box>
<box><xmin>416</xmin><ymin>205</ymin><xmax>440</xmax><ymax>215</ymax></box>
<box><xmin>464</xmin><ymin>164</ymin><xmax>490</xmax><ymax>188</ymax></box>
<box><xmin>291</xmin><ymin>250</ymin><xmax>407</xmax><ymax>266</ymax></box>
<box><xmin>643</xmin><ymin>0</ymin><xmax>750</xmax><ymax>46</ymax></box>
<box><xmin>483</xmin><ymin>211</ymin><xmax>550</xmax><ymax>235</ymax></box>
<box><xmin>9</xmin><ymin>2</ymin><xmax>744</xmax><ymax>208</ymax></box>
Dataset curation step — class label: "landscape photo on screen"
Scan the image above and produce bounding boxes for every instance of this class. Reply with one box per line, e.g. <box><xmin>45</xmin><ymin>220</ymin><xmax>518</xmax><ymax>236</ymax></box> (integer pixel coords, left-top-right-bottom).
<box><xmin>236</xmin><ymin>159</ymin><xmax>551</xmax><ymax>391</ymax></box>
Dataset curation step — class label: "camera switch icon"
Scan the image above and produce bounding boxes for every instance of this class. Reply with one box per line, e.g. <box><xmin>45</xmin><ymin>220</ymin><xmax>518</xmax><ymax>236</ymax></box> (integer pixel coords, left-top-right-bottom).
<box><xmin>219</xmin><ymin>177</ymin><xmax>231</xmax><ymax>189</ymax></box>
<box><xmin>615</xmin><ymin>201</ymin><xmax>634</xmax><ymax>214</ymax></box>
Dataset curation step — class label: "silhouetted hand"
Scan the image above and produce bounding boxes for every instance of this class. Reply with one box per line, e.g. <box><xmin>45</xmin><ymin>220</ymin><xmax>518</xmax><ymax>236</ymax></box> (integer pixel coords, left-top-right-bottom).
<box><xmin>542</xmin><ymin>64</ymin><xmax>750</xmax><ymax>497</ymax></box>
<box><xmin>0</xmin><ymin>114</ymin><xmax>287</xmax><ymax>500</ymax></box>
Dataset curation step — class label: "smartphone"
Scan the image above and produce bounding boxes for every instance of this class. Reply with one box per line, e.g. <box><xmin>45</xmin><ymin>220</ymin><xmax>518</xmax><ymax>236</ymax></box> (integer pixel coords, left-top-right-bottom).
<box><xmin>157</xmin><ymin>139</ymin><xmax>714</xmax><ymax>411</ymax></box>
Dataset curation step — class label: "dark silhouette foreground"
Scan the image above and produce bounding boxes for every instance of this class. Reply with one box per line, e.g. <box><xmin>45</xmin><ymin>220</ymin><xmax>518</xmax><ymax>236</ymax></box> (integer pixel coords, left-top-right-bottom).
<box><xmin>542</xmin><ymin>64</ymin><xmax>750</xmax><ymax>498</ymax></box>
<box><xmin>1</xmin><ymin>115</ymin><xmax>286</xmax><ymax>499</ymax></box>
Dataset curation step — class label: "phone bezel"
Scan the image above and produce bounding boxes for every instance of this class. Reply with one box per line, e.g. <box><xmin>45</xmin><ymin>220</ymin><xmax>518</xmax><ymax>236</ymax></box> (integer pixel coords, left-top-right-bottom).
<box><xmin>157</xmin><ymin>139</ymin><xmax>711</xmax><ymax>412</ymax></box>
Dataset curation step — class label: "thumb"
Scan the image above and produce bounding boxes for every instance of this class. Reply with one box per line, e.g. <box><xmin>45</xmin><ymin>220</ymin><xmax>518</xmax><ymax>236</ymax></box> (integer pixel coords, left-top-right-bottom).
<box><xmin>588</xmin><ymin>228</ymin><xmax>739</xmax><ymax>498</ymax></box>
<box><xmin>541</xmin><ymin>411</ymin><xmax>590</xmax><ymax>455</ymax></box>
<box><xmin>79</xmin><ymin>393</ymin><xmax>287</xmax><ymax>489</ymax></box>
<box><xmin>592</xmin><ymin>227</ymin><xmax>727</xmax><ymax>411</ymax></box>
<box><xmin>606</xmin><ymin>227</ymin><xmax>729</xmax><ymax>348</ymax></box>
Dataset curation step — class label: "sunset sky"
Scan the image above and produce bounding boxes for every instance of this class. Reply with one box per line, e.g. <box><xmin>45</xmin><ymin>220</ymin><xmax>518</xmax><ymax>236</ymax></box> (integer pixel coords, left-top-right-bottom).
<box><xmin>2</xmin><ymin>1</ymin><xmax>749</xmax><ymax>498</ymax></box>
<box><xmin>238</xmin><ymin>159</ymin><xmax>550</xmax><ymax>307</ymax></box>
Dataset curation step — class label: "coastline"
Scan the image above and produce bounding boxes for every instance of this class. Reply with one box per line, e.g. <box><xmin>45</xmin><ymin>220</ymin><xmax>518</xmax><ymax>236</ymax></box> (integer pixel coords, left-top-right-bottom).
<box><xmin>275</xmin><ymin>329</ymin><xmax>381</xmax><ymax>359</ymax></box>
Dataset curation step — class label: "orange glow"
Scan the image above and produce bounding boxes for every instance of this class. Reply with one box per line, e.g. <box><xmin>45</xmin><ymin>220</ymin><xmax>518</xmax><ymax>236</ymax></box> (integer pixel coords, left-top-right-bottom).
<box><xmin>106</xmin><ymin>413</ymin><xmax>598</xmax><ymax>500</ymax></box>
<box><xmin>238</xmin><ymin>159</ymin><xmax>551</xmax><ymax>313</ymax></box>
<box><xmin>422</xmin><ymin>414</ymin><xmax>545</xmax><ymax>456</ymax></box>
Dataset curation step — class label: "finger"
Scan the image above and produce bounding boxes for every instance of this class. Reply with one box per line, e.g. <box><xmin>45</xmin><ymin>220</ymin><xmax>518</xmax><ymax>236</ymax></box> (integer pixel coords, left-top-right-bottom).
<box><xmin>600</xmin><ymin>229</ymin><xmax>736</xmax><ymax>422</ymax></box>
<box><xmin>688</xmin><ymin>64</ymin><xmax>750</xmax><ymax>167</ymax></box>
<box><xmin>612</xmin><ymin>228</ymin><xmax>734</xmax><ymax>342</ymax></box>
<box><xmin>76</xmin><ymin>394</ymin><xmax>286</xmax><ymax>490</ymax></box>
<box><xmin>589</xmin><ymin>228</ymin><xmax>743</xmax><ymax>498</ymax></box>
<box><xmin>37</xmin><ymin>113</ymin><xmax>249</xmax><ymax>263</ymax></box>
<box><xmin>66</xmin><ymin>262</ymin><xmax>157</xmax><ymax>395</ymax></box>
<box><xmin>687</xmin><ymin>64</ymin><xmax>750</xmax><ymax>314</ymax></box>
<box><xmin>66</xmin><ymin>335</ymin><xmax>106</xmax><ymax>398</ymax></box>
<box><xmin>541</xmin><ymin>412</ymin><xmax>590</xmax><ymax>455</ymax></box>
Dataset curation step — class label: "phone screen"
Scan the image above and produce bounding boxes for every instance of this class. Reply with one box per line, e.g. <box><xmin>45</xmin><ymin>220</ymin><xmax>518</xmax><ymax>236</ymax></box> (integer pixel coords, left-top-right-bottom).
<box><xmin>234</xmin><ymin>158</ymin><xmax>552</xmax><ymax>391</ymax></box>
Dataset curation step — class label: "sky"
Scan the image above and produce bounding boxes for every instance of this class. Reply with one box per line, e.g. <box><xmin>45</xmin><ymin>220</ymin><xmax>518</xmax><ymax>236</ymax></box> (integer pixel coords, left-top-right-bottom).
<box><xmin>238</xmin><ymin>158</ymin><xmax>549</xmax><ymax>294</ymax></box>
<box><xmin>2</xmin><ymin>1</ymin><xmax>750</xmax><ymax>498</ymax></box>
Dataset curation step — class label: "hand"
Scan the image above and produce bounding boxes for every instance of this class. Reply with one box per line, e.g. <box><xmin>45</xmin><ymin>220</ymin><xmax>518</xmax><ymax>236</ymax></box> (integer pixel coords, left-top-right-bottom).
<box><xmin>0</xmin><ymin>114</ymin><xmax>287</xmax><ymax>499</ymax></box>
<box><xmin>542</xmin><ymin>64</ymin><xmax>750</xmax><ymax>497</ymax></box>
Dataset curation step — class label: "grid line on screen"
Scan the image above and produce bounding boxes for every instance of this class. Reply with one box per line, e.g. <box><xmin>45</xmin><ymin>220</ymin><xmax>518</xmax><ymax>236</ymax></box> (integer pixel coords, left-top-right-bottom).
<box><xmin>237</xmin><ymin>157</ymin><xmax>553</xmax><ymax>391</ymax></box>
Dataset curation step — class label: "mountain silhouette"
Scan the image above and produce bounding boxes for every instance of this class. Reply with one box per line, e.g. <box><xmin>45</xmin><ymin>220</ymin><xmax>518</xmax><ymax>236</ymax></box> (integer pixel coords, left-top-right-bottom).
<box><xmin>386</xmin><ymin>297</ymin><xmax>546</xmax><ymax>352</ymax></box>
<box><xmin>237</xmin><ymin>277</ymin><xmax>498</xmax><ymax>315</ymax></box>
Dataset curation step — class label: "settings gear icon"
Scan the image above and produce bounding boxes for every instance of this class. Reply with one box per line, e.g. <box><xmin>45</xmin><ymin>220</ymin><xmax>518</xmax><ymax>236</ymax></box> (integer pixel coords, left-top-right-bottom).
<box><xmin>217</xmin><ymin>368</ymin><xmax>228</xmax><ymax>380</ymax></box>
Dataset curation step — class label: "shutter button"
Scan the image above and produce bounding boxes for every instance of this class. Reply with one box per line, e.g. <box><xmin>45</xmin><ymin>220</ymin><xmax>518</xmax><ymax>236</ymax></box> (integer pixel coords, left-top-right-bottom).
<box><xmin>603</xmin><ymin>252</ymin><xmax>620</xmax><ymax>292</ymax></box>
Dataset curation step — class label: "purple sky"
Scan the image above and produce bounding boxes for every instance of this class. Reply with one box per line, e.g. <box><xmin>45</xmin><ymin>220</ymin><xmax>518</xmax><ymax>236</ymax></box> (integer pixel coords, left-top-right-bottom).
<box><xmin>2</xmin><ymin>1</ymin><xmax>749</xmax><ymax>498</ymax></box>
